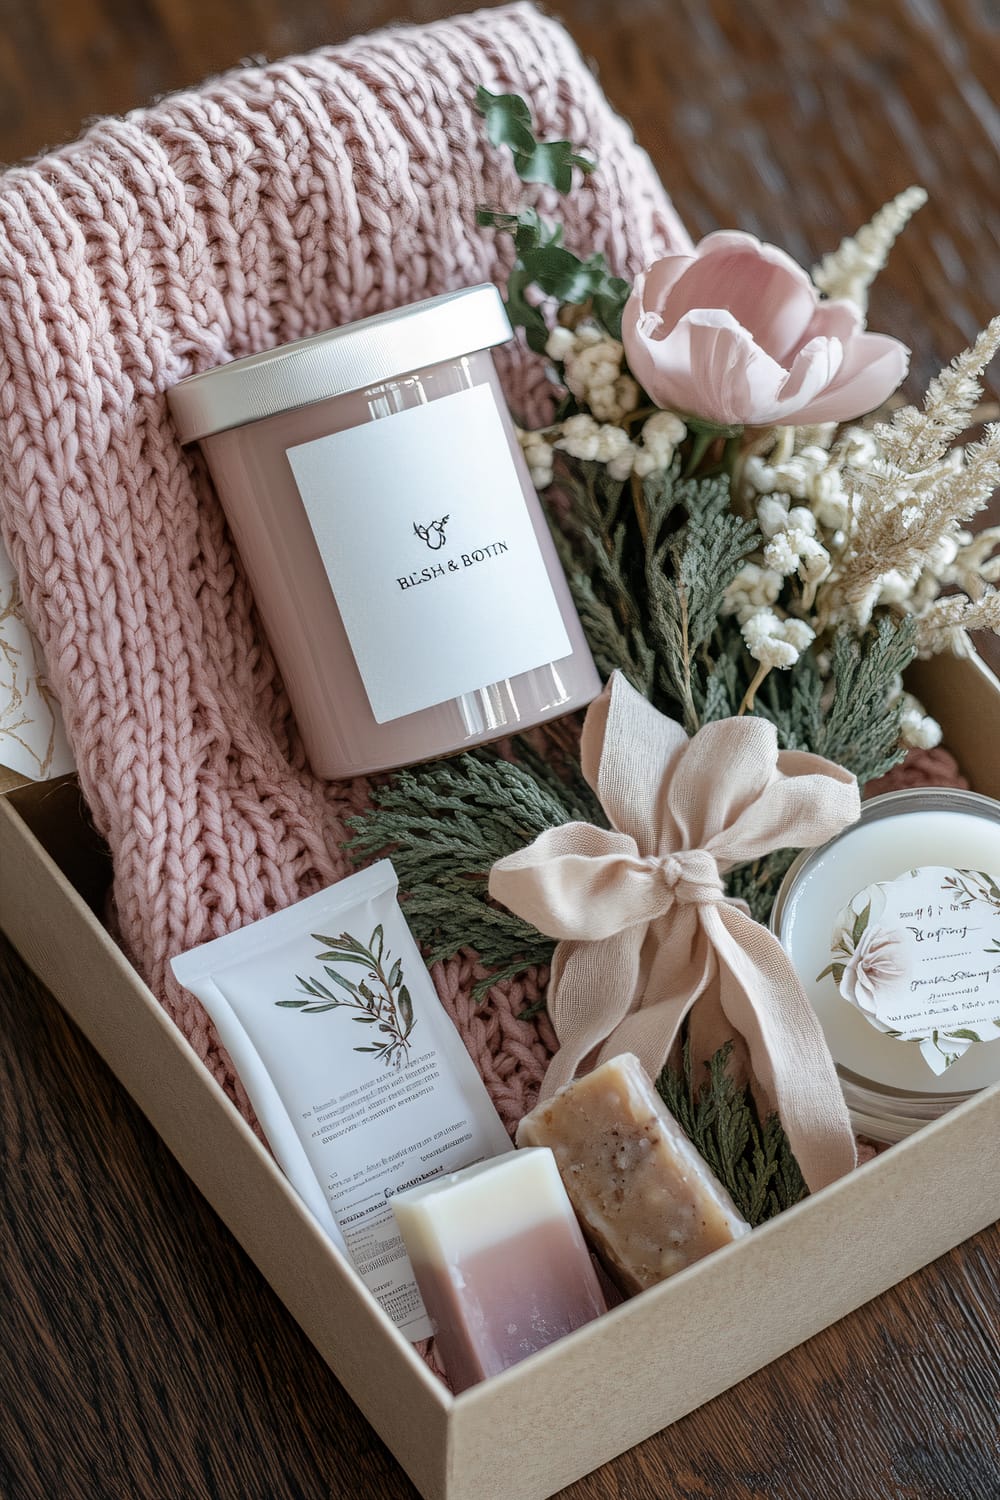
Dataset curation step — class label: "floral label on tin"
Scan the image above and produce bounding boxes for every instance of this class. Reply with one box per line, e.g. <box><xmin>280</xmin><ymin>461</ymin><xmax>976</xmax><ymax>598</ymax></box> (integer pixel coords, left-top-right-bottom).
<box><xmin>821</xmin><ymin>867</ymin><xmax>1000</xmax><ymax>1074</ymax></box>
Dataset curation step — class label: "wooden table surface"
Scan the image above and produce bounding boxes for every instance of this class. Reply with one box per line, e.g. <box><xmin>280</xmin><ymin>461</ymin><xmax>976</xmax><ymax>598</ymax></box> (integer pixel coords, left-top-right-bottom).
<box><xmin>2</xmin><ymin>3</ymin><xmax>999</xmax><ymax>1498</ymax></box>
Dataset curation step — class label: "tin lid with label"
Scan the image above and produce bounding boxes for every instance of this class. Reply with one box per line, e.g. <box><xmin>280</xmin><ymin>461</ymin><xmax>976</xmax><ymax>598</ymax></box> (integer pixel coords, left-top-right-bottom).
<box><xmin>771</xmin><ymin>787</ymin><xmax>1000</xmax><ymax>1115</ymax></box>
<box><xmin>167</xmin><ymin>283</ymin><xmax>513</xmax><ymax>444</ymax></box>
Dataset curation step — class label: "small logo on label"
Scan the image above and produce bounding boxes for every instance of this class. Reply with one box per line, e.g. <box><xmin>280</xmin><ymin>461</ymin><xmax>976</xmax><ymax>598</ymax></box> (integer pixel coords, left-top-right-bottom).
<box><xmin>413</xmin><ymin>516</ymin><xmax>449</xmax><ymax>551</ymax></box>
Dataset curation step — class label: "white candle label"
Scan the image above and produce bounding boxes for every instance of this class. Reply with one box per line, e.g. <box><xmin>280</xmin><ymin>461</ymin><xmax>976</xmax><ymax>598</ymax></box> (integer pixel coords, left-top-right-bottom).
<box><xmin>286</xmin><ymin>384</ymin><xmax>571</xmax><ymax>724</ymax></box>
<box><xmin>822</xmin><ymin>866</ymin><xmax>1000</xmax><ymax>1074</ymax></box>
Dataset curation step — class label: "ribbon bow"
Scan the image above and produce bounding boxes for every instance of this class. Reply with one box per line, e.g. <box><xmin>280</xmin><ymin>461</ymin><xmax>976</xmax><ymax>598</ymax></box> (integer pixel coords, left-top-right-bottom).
<box><xmin>489</xmin><ymin>671</ymin><xmax>862</xmax><ymax>1192</ymax></box>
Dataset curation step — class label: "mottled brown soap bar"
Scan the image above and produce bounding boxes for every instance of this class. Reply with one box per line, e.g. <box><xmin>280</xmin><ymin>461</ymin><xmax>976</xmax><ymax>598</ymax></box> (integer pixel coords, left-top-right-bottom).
<box><xmin>517</xmin><ymin>1053</ymin><xmax>751</xmax><ymax>1295</ymax></box>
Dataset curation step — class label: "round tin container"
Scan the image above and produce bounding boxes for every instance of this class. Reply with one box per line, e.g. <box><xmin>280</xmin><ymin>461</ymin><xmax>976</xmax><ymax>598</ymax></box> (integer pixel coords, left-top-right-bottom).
<box><xmin>771</xmin><ymin>787</ymin><xmax>1000</xmax><ymax>1140</ymax></box>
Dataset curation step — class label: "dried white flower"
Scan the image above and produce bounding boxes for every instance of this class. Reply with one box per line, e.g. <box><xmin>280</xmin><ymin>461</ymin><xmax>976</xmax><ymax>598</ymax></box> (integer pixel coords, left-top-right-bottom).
<box><xmin>516</xmin><ymin>426</ymin><xmax>555</xmax><ymax>490</ymax></box>
<box><xmin>544</xmin><ymin>323</ymin><xmax>642</xmax><ymax>421</ymax></box>
<box><xmin>545</xmin><ymin>325</ymin><xmax>577</xmax><ymax>362</ymax></box>
<box><xmin>596</xmin><ymin>375</ymin><xmax>642</xmax><ymax>424</ymax></box>
<box><xmin>603</xmin><ymin>444</ymin><xmax>640</xmax><ymax>482</ymax></box>
<box><xmin>809</xmin><ymin>467</ymin><xmax>850</xmax><ymax>530</ymax></box>
<box><xmin>554</xmin><ymin>414</ymin><xmax>636</xmax><ymax>479</ymax></box>
<box><xmin>812</xmin><ymin>186</ymin><xmax>928</xmax><ymax>311</ymax></box>
<box><xmin>741</xmin><ymin>609</ymin><xmax>814</xmax><ymax>669</ymax></box>
<box><xmin>566</xmin><ymin>341</ymin><xmax>620</xmax><ymax>400</ymax></box>
<box><xmin>764</xmin><ymin>527</ymin><xmax>830</xmax><ymax>584</ymax></box>
<box><xmin>551</xmin><ymin>325</ymin><xmax>643</xmax><ymax>425</ymax></box>
<box><xmin>643</xmin><ymin>410</ymin><xmax>687</xmax><ymax>450</ymax></box>
<box><xmin>756</xmin><ymin>494</ymin><xmax>792</xmax><ymax>539</ymax></box>
<box><xmin>743</xmin><ymin>455</ymin><xmax>778</xmax><ymax>495</ymax></box>
<box><xmin>757</xmin><ymin>494</ymin><xmax>817</xmax><ymax>538</ymax></box>
<box><xmin>554</xmin><ymin>413</ymin><xmax>602</xmax><ymax>461</ymax></box>
<box><xmin>898</xmin><ymin>693</ymin><xmax>943</xmax><ymax>750</ymax></box>
<box><xmin>722</xmin><ymin>562</ymin><xmax>784</xmax><ymax>623</ymax></box>
<box><xmin>780</xmin><ymin>617</ymin><xmax>817</xmax><ymax>652</ymax></box>
<box><xmin>836</xmin><ymin>426</ymin><xmax>881</xmax><ymax>470</ymax></box>
<box><xmin>770</xmin><ymin>457</ymin><xmax>814</xmax><ymax>500</ymax></box>
<box><xmin>789</xmin><ymin>505</ymin><xmax>819</xmax><ymax>535</ymax></box>
<box><xmin>762</xmin><ymin>531</ymin><xmax>799</xmax><ymax>575</ymax></box>
<box><xmin>797</xmin><ymin>538</ymin><xmax>832</xmax><ymax>586</ymax></box>
<box><xmin>797</xmin><ymin>444</ymin><xmax>832</xmax><ymax>470</ymax></box>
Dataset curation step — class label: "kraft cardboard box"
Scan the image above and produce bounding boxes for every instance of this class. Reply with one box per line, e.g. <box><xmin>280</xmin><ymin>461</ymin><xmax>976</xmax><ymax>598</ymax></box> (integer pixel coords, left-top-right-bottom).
<box><xmin>2</xmin><ymin>651</ymin><xmax>999</xmax><ymax>1500</ymax></box>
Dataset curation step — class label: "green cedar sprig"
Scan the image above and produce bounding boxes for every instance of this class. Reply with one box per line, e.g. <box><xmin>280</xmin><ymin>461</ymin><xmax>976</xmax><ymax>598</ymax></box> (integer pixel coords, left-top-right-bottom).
<box><xmin>347</xmin><ymin>743</ymin><xmax>603</xmax><ymax>995</ymax></box>
<box><xmin>656</xmin><ymin>1039</ymin><xmax>808</xmax><ymax>1224</ymax></box>
<box><xmin>552</xmin><ymin>456</ymin><xmax>762</xmax><ymax>733</ymax></box>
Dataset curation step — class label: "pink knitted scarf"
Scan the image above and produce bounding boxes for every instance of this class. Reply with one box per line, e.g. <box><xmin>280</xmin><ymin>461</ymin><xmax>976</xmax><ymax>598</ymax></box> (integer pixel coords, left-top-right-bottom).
<box><xmin>0</xmin><ymin>5</ymin><xmax>689</xmax><ymax>1132</ymax></box>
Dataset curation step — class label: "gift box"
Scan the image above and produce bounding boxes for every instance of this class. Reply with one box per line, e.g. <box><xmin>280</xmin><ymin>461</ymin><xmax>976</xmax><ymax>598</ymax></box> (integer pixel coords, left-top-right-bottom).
<box><xmin>2</xmin><ymin>6</ymin><xmax>999</xmax><ymax>1496</ymax></box>
<box><xmin>2</xmin><ymin>649</ymin><xmax>998</xmax><ymax>1500</ymax></box>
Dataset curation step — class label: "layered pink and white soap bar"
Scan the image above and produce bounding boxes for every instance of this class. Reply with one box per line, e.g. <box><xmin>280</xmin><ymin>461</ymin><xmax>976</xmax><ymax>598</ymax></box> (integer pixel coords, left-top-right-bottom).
<box><xmin>517</xmin><ymin>1054</ymin><xmax>751</xmax><ymax>1294</ymax></box>
<box><xmin>390</xmin><ymin>1149</ymin><xmax>606</xmax><ymax>1392</ymax></box>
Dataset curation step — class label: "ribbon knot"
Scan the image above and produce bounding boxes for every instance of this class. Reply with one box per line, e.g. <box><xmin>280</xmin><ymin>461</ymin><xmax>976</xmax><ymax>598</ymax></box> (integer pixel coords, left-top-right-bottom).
<box><xmin>654</xmin><ymin>849</ymin><xmax>724</xmax><ymax>904</ymax></box>
<box><xmin>489</xmin><ymin>671</ymin><xmax>862</xmax><ymax>1193</ymax></box>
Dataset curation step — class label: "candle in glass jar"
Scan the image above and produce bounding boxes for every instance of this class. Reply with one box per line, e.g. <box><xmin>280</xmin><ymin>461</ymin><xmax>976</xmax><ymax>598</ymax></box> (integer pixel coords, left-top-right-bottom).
<box><xmin>168</xmin><ymin>286</ymin><xmax>600</xmax><ymax>779</ymax></box>
<box><xmin>772</xmin><ymin>788</ymin><xmax>1000</xmax><ymax>1097</ymax></box>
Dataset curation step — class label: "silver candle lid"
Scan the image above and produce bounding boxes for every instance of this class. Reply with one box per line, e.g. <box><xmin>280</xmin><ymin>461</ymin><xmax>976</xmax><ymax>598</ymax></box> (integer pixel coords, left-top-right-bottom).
<box><xmin>167</xmin><ymin>283</ymin><xmax>513</xmax><ymax>443</ymax></box>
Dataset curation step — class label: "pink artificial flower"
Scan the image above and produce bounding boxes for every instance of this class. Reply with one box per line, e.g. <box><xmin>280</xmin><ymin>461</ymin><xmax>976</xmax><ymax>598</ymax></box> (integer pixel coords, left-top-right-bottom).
<box><xmin>621</xmin><ymin>231</ymin><xmax>910</xmax><ymax>427</ymax></box>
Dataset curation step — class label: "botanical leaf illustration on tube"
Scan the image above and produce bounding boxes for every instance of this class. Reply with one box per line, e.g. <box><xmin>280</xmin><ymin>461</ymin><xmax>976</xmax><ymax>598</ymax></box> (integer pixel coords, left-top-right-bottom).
<box><xmin>276</xmin><ymin>924</ymin><xmax>417</xmax><ymax>1069</ymax></box>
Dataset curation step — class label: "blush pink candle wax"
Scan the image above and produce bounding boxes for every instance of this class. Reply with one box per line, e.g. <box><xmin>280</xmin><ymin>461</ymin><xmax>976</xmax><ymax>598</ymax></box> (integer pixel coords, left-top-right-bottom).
<box><xmin>168</xmin><ymin>286</ymin><xmax>600</xmax><ymax>779</ymax></box>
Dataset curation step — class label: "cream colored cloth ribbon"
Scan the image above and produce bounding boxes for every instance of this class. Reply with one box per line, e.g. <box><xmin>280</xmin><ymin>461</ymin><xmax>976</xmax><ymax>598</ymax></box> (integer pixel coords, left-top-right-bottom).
<box><xmin>490</xmin><ymin>671</ymin><xmax>862</xmax><ymax>1192</ymax></box>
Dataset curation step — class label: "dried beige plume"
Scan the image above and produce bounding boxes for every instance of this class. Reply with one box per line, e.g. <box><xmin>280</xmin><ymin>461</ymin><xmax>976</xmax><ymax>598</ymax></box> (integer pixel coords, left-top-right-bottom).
<box><xmin>837</xmin><ymin>421</ymin><xmax>1000</xmax><ymax>616</ymax></box>
<box><xmin>949</xmin><ymin>526</ymin><xmax>1000</xmax><ymax>599</ymax></box>
<box><xmin>822</xmin><ymin>317</ymin><xmax>1000</xmax><ymax>625</ymax></box>
<box><xmin>914</xmin><ymin>589</ymin><xmax>1000</xmax><ymax>658</ymax></box>
<box><xmin>876</xmin><ymin>316</ymin><xmax>1000</xmax><ymax>470</ymax></box>
<box><xmin>812</xmin><ymin>186</ymin><xmax>928</xmax><ymax>311</ymax></box>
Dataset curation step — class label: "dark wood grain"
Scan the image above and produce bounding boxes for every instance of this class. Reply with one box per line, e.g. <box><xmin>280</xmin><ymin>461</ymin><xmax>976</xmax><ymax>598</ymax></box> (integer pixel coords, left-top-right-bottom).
<box><xmin>2</xmin><ymin>3</ymin><xmax>1000</xmax><ymax>1499</ymax></box>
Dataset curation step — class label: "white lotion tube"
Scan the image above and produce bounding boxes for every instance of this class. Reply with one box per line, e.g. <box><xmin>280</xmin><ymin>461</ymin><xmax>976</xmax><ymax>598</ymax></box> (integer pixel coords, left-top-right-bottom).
<box><xmin>171</xmin><ymin>860</ymin><xmax>512</xmax><ymax>1341</ymax></box>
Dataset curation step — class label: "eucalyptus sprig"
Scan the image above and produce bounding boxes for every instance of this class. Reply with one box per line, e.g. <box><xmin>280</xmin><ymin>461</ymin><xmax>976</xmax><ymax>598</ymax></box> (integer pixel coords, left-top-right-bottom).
<box><xmin>474</xmin><ymin>85</ymin><xmax>631</xmax><ymax>348</ymax></box>
<box><xmin>475</xmin><ymin>86</ymin><xmax>595</xmax><ymax>191</ymax></box>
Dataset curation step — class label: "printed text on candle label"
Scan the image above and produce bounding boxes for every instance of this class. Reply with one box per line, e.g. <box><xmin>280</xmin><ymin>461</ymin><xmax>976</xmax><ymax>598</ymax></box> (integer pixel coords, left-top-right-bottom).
<box><xmin>396</xmin><ymin>540</ymin><xmax>510</xmax><ymax>589</ymax></box>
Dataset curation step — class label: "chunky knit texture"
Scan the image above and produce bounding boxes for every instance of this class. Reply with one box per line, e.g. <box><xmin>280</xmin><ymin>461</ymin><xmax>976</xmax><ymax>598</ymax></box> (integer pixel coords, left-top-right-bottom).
<box><xmin>0</xmin><ymin>5</ymin><xmax>688</xmax><ymax>1131</ymax></box>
